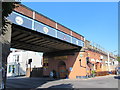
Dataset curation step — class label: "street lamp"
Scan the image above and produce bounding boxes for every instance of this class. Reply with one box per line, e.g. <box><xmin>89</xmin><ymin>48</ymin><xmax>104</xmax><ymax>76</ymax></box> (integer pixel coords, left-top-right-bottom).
<box><xmin>107</xmin><ymin>52</ymin><xmax>110</xmax><ymax>71</ymax></box>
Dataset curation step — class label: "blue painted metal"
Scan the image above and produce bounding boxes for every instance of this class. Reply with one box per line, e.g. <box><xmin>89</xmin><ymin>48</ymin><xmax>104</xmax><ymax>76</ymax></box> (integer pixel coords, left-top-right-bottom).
<box><xmin>57</xmin><ymin>30</ymin><xmax>71</xmax><ymax>43</ymax></box>
<box><xmin>7</xmin><ymin>11</ymin><xmax>84</xmax><ymax>47</ymax></box>
<box><xmin>7</xmin><ymin>12</ymin><xmax>32</xmax><ymax>29</ymax></box>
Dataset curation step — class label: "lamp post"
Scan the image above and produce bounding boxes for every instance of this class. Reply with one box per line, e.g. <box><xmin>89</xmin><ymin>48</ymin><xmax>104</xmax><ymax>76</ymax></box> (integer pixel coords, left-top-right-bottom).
<box><xmin>107</xmin><ymin>52</ymin><xmax>110</xmax><ymax>71</ymax></box>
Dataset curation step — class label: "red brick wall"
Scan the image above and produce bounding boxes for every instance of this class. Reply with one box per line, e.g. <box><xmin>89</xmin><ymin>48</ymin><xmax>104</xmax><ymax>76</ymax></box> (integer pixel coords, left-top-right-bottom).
<box><xmin>57</xmin><ymin>23</ymin><xmax>71</xmax><ymax>35</ymax></box>
<box><xmin>87</xmin><ymin>50</ymin><xmax>101</xmax><ymax>61</ymax></box>
<box><xmin>43</xmin><ymin>52</ymin><xmax>87</xmax><ymax>79</ymax></box>
<box><xmin>14</xmin><ymin>4</ymin><xmax>33</xmax><ymax>19</ymax></box>
<box><xmin>35</xmin><ymin>13</ymin><xmax>56</xmax><ymax>29</ymax></box>
<box><xmin>72</xmin><ymin>32</ymin><xmax>83</xmax><ymax>40</ymax></box>
<box><xmin>43</xmin><ymin>49</ymin><xmax>113</xmax><ymax>79</ymax></box>
<box><xmin>68</xmin><ymin>52</ymin><xmax>86</xmax><ymax>79</ymax></box>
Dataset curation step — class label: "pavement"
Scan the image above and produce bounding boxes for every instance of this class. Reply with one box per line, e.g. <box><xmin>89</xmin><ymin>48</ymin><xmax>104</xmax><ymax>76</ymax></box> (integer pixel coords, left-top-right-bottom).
<box><xmin>6</xmin><ymin>75</ymin><xmax>119</xmax><ymax>89</ymax></box>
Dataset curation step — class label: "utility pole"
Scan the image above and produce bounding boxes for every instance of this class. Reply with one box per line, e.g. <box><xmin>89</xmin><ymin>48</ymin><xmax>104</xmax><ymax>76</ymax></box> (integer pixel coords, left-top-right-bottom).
<box><xmin>107</xmin><ymin>52</ymin><xmax>110</xmax><ymax>71</ymax></box>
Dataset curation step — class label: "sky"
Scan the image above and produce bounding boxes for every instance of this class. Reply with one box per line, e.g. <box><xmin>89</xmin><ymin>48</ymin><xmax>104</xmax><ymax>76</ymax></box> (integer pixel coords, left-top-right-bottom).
<box><xmin>22</xmin><ymin>2</ymin><xmax>118</xmax><ymax>54</ymax></box>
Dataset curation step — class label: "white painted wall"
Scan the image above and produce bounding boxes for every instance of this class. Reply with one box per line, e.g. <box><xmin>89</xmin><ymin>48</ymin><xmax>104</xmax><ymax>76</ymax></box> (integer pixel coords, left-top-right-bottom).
<box><xmin>7</xmin><ymin>50</ymin><xmax>43</xmax><ymax>77</ymax></box>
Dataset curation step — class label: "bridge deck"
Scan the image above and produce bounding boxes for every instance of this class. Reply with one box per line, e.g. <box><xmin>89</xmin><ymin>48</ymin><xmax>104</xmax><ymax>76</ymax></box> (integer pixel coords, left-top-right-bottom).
<box><xmin>7</xmin><ymin>4</ymin><xmax>84</xmax><ymax>53</ymax></box>
<box><xmin>11</xmin><ymin>24</ymin><xmax>81</xmax><ymax>53</ymax></box>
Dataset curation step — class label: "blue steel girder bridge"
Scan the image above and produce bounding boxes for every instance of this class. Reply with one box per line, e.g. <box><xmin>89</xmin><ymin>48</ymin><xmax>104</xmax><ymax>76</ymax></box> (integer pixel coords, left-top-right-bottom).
<box><xmin>8</xmin><ymin>4</ymin><xmax>84</xmax><ymax>56</ymax></box>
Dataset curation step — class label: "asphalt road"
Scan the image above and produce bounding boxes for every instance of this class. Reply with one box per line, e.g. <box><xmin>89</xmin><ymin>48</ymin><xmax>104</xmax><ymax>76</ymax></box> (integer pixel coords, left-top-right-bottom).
<box><xmin>6</xmin><ymin>75</ymin><xmax>119</xmax><ymax>89</ymax></box>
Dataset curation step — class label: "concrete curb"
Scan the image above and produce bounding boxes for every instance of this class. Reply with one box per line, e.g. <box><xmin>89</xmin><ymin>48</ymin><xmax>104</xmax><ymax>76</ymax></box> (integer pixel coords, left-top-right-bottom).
<box><xmin>65</xmin><ymin>75</ymin><xmax>117</xmax><ymax>81</ymax></box>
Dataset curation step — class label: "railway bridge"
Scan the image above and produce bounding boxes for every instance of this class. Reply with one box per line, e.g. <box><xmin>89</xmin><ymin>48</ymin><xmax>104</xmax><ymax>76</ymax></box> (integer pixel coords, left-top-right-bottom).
<box><xmin>7</xmin><ymin>4</ymin><xmax>85</xmax><ymax>79</ymax></box>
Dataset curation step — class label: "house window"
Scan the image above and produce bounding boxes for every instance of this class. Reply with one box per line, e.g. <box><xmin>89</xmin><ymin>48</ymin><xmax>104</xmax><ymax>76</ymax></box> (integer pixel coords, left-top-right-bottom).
<box><xmin>8</xmin><ymin>65</ymin><xmax>15</xmax><ymax>73</ymax></box>
<box><xmin>13</xmin><ymin>55</ymin><xmax>19</xmax><ymax>62</ymax></box>
<box><xmin>12</xmin><ymin>65</ymin><xmax>15</xmax><ymax>73</ymax></box>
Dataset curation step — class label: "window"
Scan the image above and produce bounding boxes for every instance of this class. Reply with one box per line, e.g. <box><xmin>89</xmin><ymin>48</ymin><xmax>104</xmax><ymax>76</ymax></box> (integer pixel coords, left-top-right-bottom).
<box><xmin>16</xmin><ymin>55</ymin><xmax>19</xmax><ymax>62</ymax></box>
<box><xmin>13</xmin><ymin>55</ymin><xmax>19</xmax><ymax>62</ymax></box>
<box><xmin>8</xmin><ymin>65</ymin><xmax>15</xmax><ymax>73</ymax></box>
<box><xmin>12</xmin><ymin>65</ymin><xmax>15</xmax><ymax>73</ymax></box>
<box><xmin>43</xmin><ymin>58</ymin><xmax>49</xmax><ymax>67</ymax></box>
<box><xmin>43</xmin><ymin>63</ymin><xmax>46</xmax><ymax>66</ymax></box>
<box><xmin>95</xmin><ymin>65</ymin><xmax>97</xmax><ymax>70</ymax></box>
<box><xmin>43</xmin><ymin>63</ymin><xmax>48</xmax><ymax>66</ymax></box>
<box><xmin>86</xmin><ymin>57</ymin><xmax>89</xmax><ymax>64</ymax></box>
<box><xmin>100</xmin><ymin>64</ymin><xmax>102</xmax><ymax>68</ymax></box>
<box><xmin>46</xmin><ymin>63</ymin><xmax>49</xmax><ymax>66</ymax></box>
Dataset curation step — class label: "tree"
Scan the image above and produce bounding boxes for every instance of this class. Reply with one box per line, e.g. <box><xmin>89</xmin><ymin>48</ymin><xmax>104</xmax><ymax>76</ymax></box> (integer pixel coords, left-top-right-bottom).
<box><xmin>117</xmin><ymin>57</ymin><xmax>120</xmax><ymax>62</ymax></box>
<box><xmin>2</xmin><ymin>1</ymin><xmax>20</xmax><ymax>34</ymax></box>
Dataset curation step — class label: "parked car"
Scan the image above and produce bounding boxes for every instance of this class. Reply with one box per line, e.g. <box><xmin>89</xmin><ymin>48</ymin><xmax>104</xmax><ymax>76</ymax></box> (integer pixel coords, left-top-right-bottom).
<box><xmin>115</xmin><ymin>67</ymin><xmax>120</xmax><ymax>75</ymax></box>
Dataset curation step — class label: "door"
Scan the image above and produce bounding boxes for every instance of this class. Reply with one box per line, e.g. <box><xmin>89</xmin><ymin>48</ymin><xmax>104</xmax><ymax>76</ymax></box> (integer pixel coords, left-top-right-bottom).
<box><xmin>58</xmin><ymin>61</ymin><xmax>66</xmax><ymax>79</ymax></box>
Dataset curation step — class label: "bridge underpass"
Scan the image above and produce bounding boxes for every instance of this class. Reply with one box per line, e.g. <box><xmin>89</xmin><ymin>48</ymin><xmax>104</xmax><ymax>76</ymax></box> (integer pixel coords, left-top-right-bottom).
<box><xmin>5</xmin><ymin>4</ymin><xmax>86</xmax><ymax>79</ymax></box>
<box><xmin>11</xmin><ymin>24</ymin><xmax>81</xmax><ymax>55</ymax></box>
<box><xmin>10</xmin><ymin>22</ymin><xmax>83</xmax><ymax>79</ymax></box>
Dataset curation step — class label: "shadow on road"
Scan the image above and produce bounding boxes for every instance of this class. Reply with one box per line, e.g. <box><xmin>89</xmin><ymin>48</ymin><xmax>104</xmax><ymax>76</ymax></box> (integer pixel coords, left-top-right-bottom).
<box><xmin>6</xmin><ymin>77</ymin><xmax>60</xmax><ymax>89</ymax></box>
<box><xmin>114</xmin><ymin>76</ymin><xmax>120</xmax><ymax>79</ymax></box>
<box><xmin>49</xmin><ymin>83</ymin><xmax>73</xmax><ymax>88</ymax></box>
